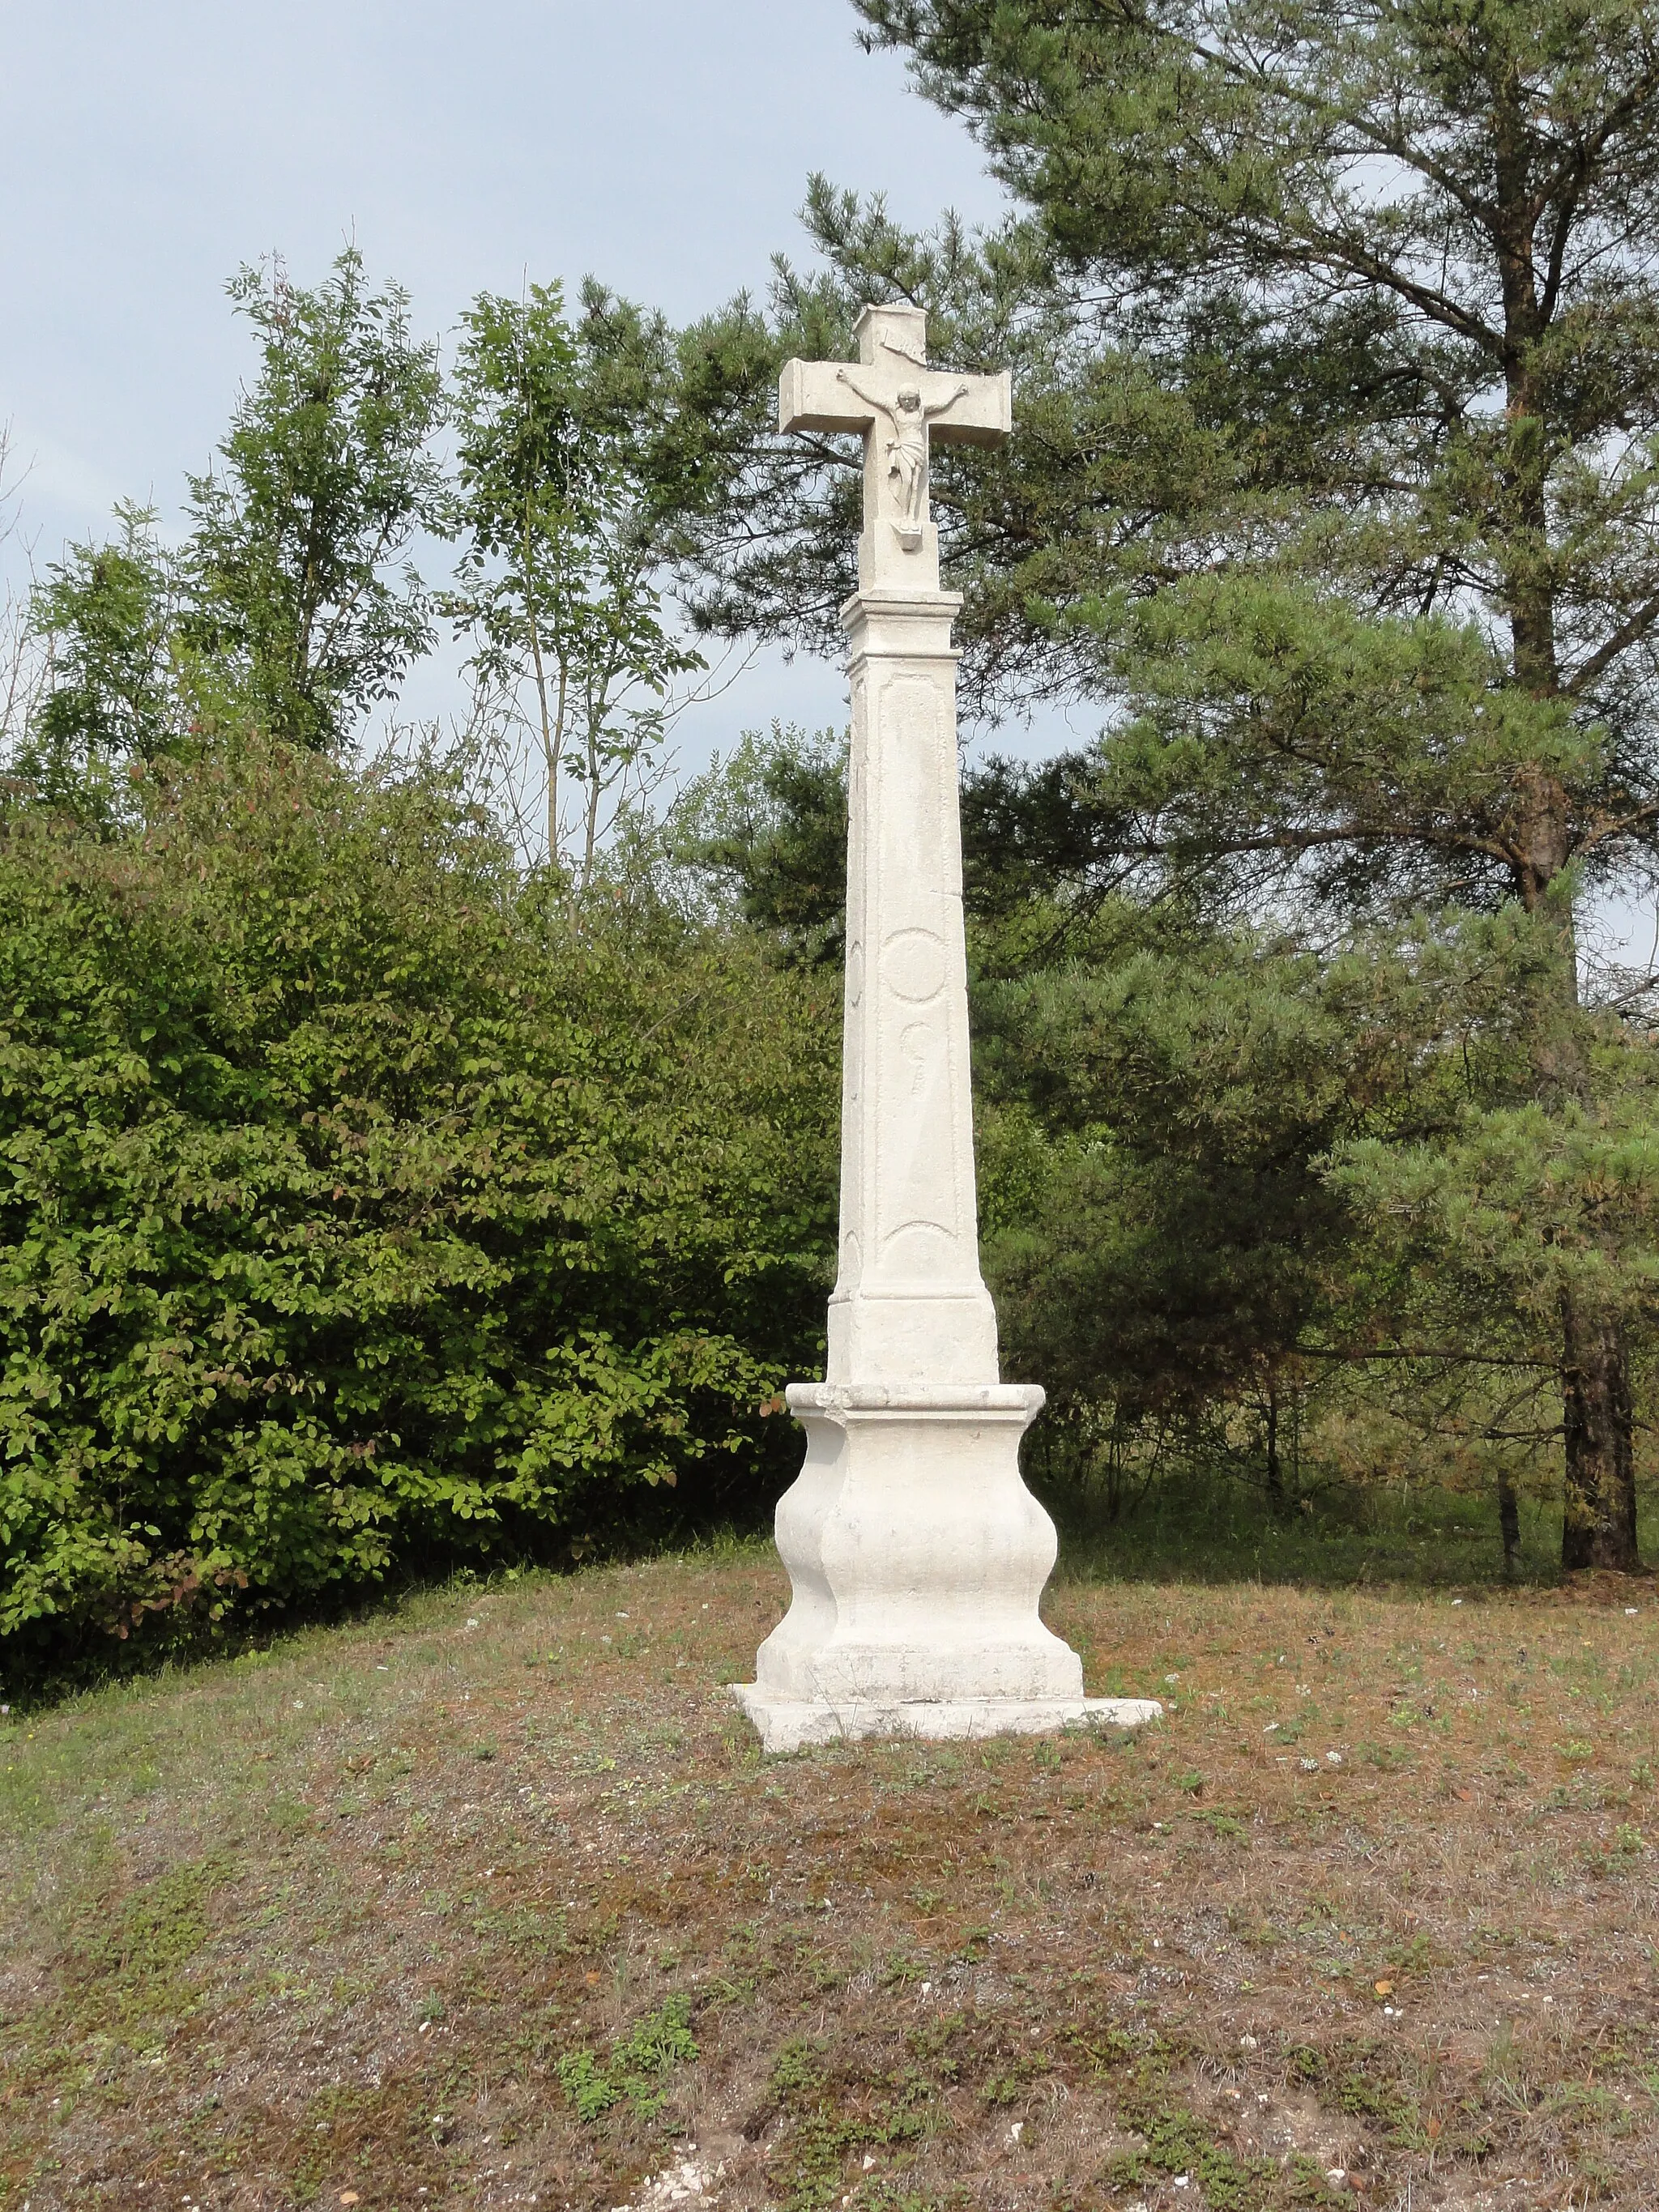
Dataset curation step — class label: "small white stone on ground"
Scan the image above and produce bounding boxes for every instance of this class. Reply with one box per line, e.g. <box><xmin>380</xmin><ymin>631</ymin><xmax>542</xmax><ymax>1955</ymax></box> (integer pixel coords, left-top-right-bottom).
<box><xmin>610</xmin><ymin>2158</ymin><xmax>724</xmax><ymax>2212</ymax></box>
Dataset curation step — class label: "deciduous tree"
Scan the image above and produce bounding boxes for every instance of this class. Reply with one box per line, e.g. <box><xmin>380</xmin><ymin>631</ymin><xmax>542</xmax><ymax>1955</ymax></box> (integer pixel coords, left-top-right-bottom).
<box><xmin>446</xmin><ymin>283</ymin><xmax>703</xmax><ymax>876</ymax></box>
<box><xmin>185</xmin><ymin>249</ymin><xmax>444</xmax><ymax>749</ymax></box>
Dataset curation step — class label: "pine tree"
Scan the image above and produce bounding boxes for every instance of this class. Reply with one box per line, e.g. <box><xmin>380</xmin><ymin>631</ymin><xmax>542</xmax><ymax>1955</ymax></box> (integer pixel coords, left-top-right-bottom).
<box><xmin>779</xmin><ymin>0</ymin><xmax>1659</xmax><ymax>1568</ymax></box>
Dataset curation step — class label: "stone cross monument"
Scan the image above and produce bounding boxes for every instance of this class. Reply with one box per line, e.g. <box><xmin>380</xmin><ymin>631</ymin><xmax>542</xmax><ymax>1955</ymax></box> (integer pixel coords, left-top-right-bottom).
<box><xmin>732</xmin><ymin>305</ymin><xmax>1160</xmax><ymax>1752</ymax></box>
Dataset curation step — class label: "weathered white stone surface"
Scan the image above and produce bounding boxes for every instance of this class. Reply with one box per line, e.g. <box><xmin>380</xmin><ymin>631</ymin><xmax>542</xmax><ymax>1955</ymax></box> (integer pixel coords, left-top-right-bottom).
<box><xmin>734</xmin><ymin>1686</ymin><xmax>1166</xmax><ymax>1757</ymax></box>
<box><xmin>731</xmin><ymin>307</ymin><xmax>1159</xmax><ymax>1750</ymax></box>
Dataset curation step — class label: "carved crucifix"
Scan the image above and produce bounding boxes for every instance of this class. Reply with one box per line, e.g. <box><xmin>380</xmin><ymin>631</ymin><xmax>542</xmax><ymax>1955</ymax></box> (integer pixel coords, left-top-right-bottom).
<box><xmin>778</xmin><ymin>303</ymin><xmax>1011</xmax><ymax>592</ymax></box>
<box><xmin>733</xmin><ymin>304</ymin><xmax>1159</xmax><ymax>1753</ymax></box>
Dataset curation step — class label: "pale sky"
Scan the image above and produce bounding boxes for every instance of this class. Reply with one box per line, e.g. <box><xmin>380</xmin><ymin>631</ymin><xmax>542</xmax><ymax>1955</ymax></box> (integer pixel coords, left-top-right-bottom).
<box><xmin>0</xmin><ymin>0</ymin><xmax>1044</xmax><ymax>757</ymax></box>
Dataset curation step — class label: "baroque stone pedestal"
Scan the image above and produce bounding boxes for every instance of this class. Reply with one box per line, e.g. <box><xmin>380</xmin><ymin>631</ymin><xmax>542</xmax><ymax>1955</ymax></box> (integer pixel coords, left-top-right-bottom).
<box><xmin>731</xmin><ymin>1384</ymin><xmax>1160</xmax><ymax>1752</ymax></box>
<box><xmin>730</xmin><ymin>305</ymin><xmax>1159</xmax><ymax>1752</ymax></box>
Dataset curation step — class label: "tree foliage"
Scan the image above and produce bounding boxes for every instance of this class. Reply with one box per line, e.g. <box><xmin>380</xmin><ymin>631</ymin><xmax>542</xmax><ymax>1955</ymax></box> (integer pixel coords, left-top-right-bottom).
<box><xmin>183</xmin><ymin>249</ymin><xmax>445</xmax><ymax>749</ymax></box>
<box><xmin>0</xmin><ymin>748</ymin><xmax>837</xmax><ymax>1686</ymax></box>
<box><xmin>11</xmin><ymin>73</ymin><xmax>1659</xmax><ymax>1655</ymax></box>
<box><xmin>21</xmin><ymin>251</ymin><xmax>446</xmax><ymax>782</ymax></box>
<box><xmin>24</xmin><ymin>504</ymin><xmax>193</xmax><ymax>792</ymax></box>
<box><xmin>671</xmin><ymin>723</ymin><xmax>850</xmax><ymax>962</ymax></box>
<box><xmin>446</xmin><ymin>283</ymin><xmax>703</xmax><ymax>874</ymax></box>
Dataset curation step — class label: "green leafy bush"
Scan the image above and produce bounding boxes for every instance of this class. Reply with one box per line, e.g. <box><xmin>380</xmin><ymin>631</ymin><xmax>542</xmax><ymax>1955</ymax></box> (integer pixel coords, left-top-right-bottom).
<box><xmin>0</xmin><ymin>747</ymin><xmax>836</xmax><ymax>1685</ymax></box>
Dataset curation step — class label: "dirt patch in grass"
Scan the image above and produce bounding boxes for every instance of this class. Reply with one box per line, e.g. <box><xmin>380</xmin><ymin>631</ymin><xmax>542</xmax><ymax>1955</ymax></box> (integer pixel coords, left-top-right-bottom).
<box><xmin>2</xmin><ymin>1553</ymin><xmax>1657</xmax><ymax>2210</ymax></box>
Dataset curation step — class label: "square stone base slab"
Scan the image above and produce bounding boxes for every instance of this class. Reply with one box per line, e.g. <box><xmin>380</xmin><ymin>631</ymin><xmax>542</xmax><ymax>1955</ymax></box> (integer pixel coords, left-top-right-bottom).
<box><xmin>729</xmin><ymin>1683</ymin><xmax>1162</xmax><ymax>1755</ymax></box>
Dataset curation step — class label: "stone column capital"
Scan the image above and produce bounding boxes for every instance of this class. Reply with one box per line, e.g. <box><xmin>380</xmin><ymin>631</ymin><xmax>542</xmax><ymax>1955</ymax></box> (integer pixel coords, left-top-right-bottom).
<box><xmin>840</xmin><ymin>589</ymin><xmax>964</xmax><ymax>663</ymax></box>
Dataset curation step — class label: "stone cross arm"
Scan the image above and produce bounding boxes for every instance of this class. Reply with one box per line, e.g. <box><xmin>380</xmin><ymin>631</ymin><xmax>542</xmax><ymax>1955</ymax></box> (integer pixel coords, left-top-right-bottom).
<box><xmin>778</xmin><ymin>354</ymin><xmax>1011</xmax><ymax>446</ymax></box>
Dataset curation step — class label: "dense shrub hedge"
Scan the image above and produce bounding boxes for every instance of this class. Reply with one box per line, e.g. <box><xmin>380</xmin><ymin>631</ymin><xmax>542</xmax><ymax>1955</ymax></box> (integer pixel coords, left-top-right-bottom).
<box><xmin>0</xmin><ymin>751</ymin><xmax>838</xmax><ymax>1685</ymax></box>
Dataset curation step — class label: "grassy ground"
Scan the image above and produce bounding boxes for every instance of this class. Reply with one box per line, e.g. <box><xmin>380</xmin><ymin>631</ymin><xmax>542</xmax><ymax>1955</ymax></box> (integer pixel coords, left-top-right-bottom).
<box><xmin>1044</xmin><ymin>1474</ymin><xmax>1644</xmax><ymax>1593</ymax></box>
<box><xmin>3</xmin><ymin>1529</ymin><xmax>1658</xmax><ymax>2211</ymax></box>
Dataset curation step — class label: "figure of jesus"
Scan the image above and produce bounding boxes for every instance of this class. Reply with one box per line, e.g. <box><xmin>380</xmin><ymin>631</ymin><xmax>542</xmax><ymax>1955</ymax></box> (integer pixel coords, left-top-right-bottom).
<box><xmin>835</xmin><ymin>365</ymin><xmax>971</xmax><ymax>547</ymax></box>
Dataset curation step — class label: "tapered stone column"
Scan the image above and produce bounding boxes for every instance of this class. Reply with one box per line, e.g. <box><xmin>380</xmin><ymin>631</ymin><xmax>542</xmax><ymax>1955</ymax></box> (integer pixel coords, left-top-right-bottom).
<box><xmin>731</xmin><ymin>307</ymin><xmax>1160</xmax><ymax>1752</ymax></box>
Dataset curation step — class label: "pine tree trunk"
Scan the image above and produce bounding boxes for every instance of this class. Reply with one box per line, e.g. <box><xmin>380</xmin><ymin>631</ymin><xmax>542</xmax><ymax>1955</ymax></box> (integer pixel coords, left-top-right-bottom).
<box><xmin>1560</xmin><ymin>1305</ymin><xmax>1639</xmax><ymax>1571</ymax></box>
<box><xmin>1541</xmin><ymin>999</ymin><xmax>1640</xmax><ymax>1569</ymax></box>
<box><xmin>1497</xmin><ymin>1468</ymin><xmax>1520</xmax><ymax>1582</ymax></box>
<box><xmin>1517</xmin><ymin>908</ymin><xmax>1639</xmax><ymax>1568</ymax></box>
<box><xmin>1526</xmin><ymin>912</ymin><xmax>1641</xmax><ymax>1570</ymax></box>
<box><xmin>1488</xmin><ymin>114</ymin><xmax>1643</xmax><ymax>1575</ymax></box>
<box><xmin>1263</xmin><ymin>1383</ymin><xmax>1282</xmax><ymax>1506</ymax></box>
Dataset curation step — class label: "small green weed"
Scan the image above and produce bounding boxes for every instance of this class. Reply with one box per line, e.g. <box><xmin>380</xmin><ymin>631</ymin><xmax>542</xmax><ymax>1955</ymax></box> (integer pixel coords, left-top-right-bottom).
<box><xmin>1106</xmin><ymin>2096</ymin><xmax>1299</xmax><ymax>2210</ymax></box>
<box><xmin>1190</xmin><ymin>1807</ymin><xmax>1249</xmax><ymax>1839</ymax></box>
<box><xmin>557</xmin><ymin>1992</ymin><xmax>698</xmax><ymax>2126</ymax></box>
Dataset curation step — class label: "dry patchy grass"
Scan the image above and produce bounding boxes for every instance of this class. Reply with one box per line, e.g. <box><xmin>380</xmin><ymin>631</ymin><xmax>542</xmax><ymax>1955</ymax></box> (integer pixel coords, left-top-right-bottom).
<box><xmin>2</xmin><ymin>1549</ymin><xmax>1658</xmax><ymax>2211</ymax></box>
